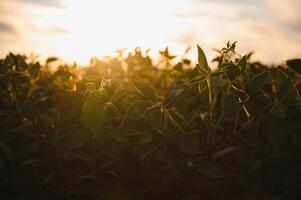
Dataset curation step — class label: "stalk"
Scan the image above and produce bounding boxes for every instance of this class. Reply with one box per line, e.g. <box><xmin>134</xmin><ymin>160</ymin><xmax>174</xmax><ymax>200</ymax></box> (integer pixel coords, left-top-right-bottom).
<box><xmin>207</xmin><ymin>73</ymin><xmax>213</xmax><ymax>131</ymax></box>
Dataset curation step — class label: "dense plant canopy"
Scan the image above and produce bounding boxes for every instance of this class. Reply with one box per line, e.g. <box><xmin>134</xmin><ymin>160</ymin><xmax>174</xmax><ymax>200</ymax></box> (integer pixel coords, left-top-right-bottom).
<box><xmin>1</xmin><ymin>43</ymin><xmax>301</xmax><ymax>199</ymax></box>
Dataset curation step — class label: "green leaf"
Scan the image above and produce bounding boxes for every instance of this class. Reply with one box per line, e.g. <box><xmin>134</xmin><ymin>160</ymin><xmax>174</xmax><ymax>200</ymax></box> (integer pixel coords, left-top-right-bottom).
<box><xmin>110</xmin><ymin>89</ymin><xmax>127</xmax><ymax>103</ymax></box>
<box><xmin>66</xmin><ymin>150</ymin><xmax>90</xmax><ymax>161</ymax></box>
<box><xmin>97</xmin><ymin>87</ymin><xmax>107</xmax><ymax>98</ymax></box>
<box><xmin>133</xmin><ymin>81</ymin><xmax>158</xmax><ymax>102</ymax></box>
<box><xmin>245</xmin><ymin>71</ymin><xmax>269</xmax><ymax>93</ymax></box>
<box><xmin>271</xmin><ymin>68</ymin><xmax>297</xmax><ymax>95</ymax></box>
<box><xmin>125</xmin><ymin>131</ymin><xmax>152</xmax><ymax>144</ymax></box>
<box><xmin>197</xmin><ymin>45</ymin><xmax>210</xmax><ymax>74</ymax></box>
<box><xmin>122</xmin><ymin>98</ymin><xmax>132</xmax><ymax>112</ymax></box>
<box><xmin>40</xmin><ymin>173</ymin><xmax>55</xmax><ymax>184</ymax></box>
<box><xmin>185</xmin><ymin>75</ymin><xmax>206</xmax><ymax>85</ymax></box>
<box><xmin>224</xmin><ymin>64</ymin><xmax>240</xmax><ymax>81</ymax></box>
<box><xmin>223</xmin><ymin>95</ymin><xmax>241</xmax><ymax>117</ymax></box>
<box><xmin>269</xmin><ymin>97</ymin><xmax>297</xmax><ymax>114</ymax></box>
<box><xmin>29</xmin><ymin>62</ymin><xmax>40</xmax><ymax>79</ymax></box>
<box><xmin>46</xmin><ymin>57</ymin><xmax>58</xmax><ymax>64</ymax></box>
<box><xmin>238</xmin><ymin>55</ymin><xmax>247</xmax><ymax>74</ymax></box>
<box><xmin>21</xmin><ymin>160</ymin><xmax>38</xmax><ymax>168</ymax></box>
<box><xmin>173</xmin><ymin>62</ymin><xmax>183</xmax><ymax>71</ymax></box>
<box><xmin>0</xmin><ymin>141</ymin><xmax>14</xmax><ymax>164</ymax></box>
<box><xmin>64</xmin><ymin>133</ymin><xmax>90</xmax><ymax>149</ymax></box>
<box><xmin>0</xmin><ymin>60</ymin><xmax>7</xmax><ymax>74</ymax></box>
<box><xmin>176</xmin><ymin>133</ymin><xmax>199</xmax><ymax>154</ymax></box>
<box><xmin>5</xmin><ymin>69</ymin><xmax>25</xmax><ymax>76</ymax></box>
<box><xmin>198</xmin><ymin>164</ymin><xmax>225</xmax><ymax>179</ymax></box>
<box><xmin>164</xmin><ymin>108</ymin><xmax>186</xmax><ymax>134</ymax></box>
<box><xmin>213</xmin><ymin>146</ymin><xmax>240</xmax><ymax>159</ymax></box>
<box><xmin>80</xmin><ymin>95</ymin><xmax>106</xmax><ymax>134</ymax></box>
<box><xmin>286</xmin><ymin>59</ymin><xmax>301</xmax><ymax>74</ymax></box>
<box><xmin>210</xmin><ymin>71</ymin><xmax>225</xmax><ymax>78</ymax></box>
<box><xmin>133</xmin><ymin>100</ymin><xmax>152</xmax><ymax>113</ymax></box>
<box><xmin>262</xmin><ymin>116</ymin><xmax>291</xmax><ymax>151</ymax></box>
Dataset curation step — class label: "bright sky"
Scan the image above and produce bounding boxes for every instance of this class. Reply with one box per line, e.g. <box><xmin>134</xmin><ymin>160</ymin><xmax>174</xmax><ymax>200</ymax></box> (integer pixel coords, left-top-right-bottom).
<box><xmin>0</xmin><ymin>0</ymin><xmax>300</xmax><ymax>65</ymax></box>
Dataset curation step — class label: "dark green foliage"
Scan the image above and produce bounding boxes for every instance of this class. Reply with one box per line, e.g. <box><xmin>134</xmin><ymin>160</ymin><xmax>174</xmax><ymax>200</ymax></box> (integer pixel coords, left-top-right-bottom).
<box><xmin>245</xmin><ymin>71</ymin><xmax>269</xmax><ymax>94</ymax></box>
<box><xmin>1</xmin><ymin>44</ymin><xmax>301</xmax><ymax>200</ymax></box>
<box><xmin>286</xmin><ymin>59</ymin><xmax>301</xmax><ymax>74</ymax></box>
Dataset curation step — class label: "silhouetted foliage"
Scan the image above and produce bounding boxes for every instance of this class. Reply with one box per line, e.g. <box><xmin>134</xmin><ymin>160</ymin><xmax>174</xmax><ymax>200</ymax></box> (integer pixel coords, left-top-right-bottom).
<box><xmin>1</xmin><ymin>43</ymin><xmax>301</xmax><ymax>199</ymax></box>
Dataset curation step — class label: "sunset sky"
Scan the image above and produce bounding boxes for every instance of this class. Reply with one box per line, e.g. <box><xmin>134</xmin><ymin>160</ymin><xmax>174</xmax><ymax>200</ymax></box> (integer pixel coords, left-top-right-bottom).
<box><xmin>0</xmin><ymin>0</ymin><xmax>300</xmax><ymax>65</ymax></box>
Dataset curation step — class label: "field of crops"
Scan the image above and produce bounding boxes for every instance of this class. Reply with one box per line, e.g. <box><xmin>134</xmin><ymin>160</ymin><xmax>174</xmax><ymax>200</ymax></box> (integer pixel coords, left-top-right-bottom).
<box><xmin>1</xmin><ymin>43</ymin><xmax>301</xmax><ymax>199</ymax></box>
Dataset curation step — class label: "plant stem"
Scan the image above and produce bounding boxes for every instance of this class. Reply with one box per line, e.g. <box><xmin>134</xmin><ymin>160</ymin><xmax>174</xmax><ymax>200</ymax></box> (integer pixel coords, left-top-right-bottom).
<box><xmin>207</xmin><ymin>74</ymin><xmax>213</xmax><ymax>131</ymax></box>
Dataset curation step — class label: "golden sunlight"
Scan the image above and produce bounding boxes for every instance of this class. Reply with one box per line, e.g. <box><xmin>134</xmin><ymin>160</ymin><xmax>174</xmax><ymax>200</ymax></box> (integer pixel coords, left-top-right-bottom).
<box><xmin>44</xmin><ymin>0</ymin><xmax>191</xmax><ymax>64</ymax></box>
<box><xmin>0</xmin><ymin>0</ymin><xmax>300</xmax><ymax>64</ymax></box>
<box><xmin>1</xmin><ymin>1</ymin><xmax>301</xmax><ymax>199</ymax></box>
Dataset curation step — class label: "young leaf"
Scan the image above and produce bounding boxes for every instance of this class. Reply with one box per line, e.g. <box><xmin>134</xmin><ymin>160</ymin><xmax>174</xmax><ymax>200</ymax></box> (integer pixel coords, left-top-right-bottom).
<box><xmin>197</xmin><ymin>45</ymin><xmax>210</xmax><ymax>74</ymax></box>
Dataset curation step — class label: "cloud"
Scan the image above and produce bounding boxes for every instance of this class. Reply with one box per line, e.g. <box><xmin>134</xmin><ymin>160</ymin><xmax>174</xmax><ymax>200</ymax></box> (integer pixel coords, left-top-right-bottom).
<box><xmin>0</xmin><ymin>22</ymin><xmax>15</xmax><ymax>33</ymax></box>
<box><xmin>190</xmin><ymin>0</ymin><xmax>259</xmax><ymax>5</ymax></box>
<box><xmin>31</xmin><ymin>26</ymin><xmax>70</xmax><ymax>35</ymax></box>
<box><xmin>15</xmin><ymin>0</ymin><xmax>63</xmax><ymax>7</ymax></box>
<box><xmin>171</xmin><ymin>0</ymin><xmax>301</xmax><ymax>63</ymax></box>
<box><xmin>264</xmin><ymin>0</ymin><xmax>301</xmax><ymax>33</ymax></box>
<box><xmin>0</xmin><ymin>0</ymin><xmax>69</xmax><ymax>59</ymax></box>
<box><xmin>0</xmin><ymin>0</ymin><xmax>300</xmax><ymax>63</ymax></box>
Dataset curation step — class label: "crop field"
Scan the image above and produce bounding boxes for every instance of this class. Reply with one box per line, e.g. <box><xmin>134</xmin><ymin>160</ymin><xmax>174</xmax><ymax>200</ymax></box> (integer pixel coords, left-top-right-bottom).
<box><xmin>1</xmin><ymin>43</ymin><xmax>301</xmax><ymax>199</ymax></box>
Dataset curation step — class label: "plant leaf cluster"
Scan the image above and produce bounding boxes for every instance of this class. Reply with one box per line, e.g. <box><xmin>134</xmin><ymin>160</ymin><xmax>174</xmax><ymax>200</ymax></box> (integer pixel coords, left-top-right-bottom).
<box><xmin>1</xmin><ymin>44</ymin><xmax>301</xmax><ymax>199</ymax></box>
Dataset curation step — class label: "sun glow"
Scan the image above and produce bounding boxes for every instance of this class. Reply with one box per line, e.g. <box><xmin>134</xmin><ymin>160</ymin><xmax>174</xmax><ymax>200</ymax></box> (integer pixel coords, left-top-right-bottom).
<box><xmin>1</xmin><ymin>0</ymin><xmax>299</xmax><ymax>65</ymax></box>
<box><xmin>42</xmin><ymin>0</ymin><xmax>191</xmax><ymax>64</ymax></box>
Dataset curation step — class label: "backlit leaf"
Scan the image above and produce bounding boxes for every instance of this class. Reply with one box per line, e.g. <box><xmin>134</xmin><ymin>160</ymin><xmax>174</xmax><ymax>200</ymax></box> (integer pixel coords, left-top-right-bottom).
<box><xmin>197</xmin><ymin>45</ymin><xmax>210</xmax><ymax>74</ymax></box>
<box><xmin>80</xmin><ymin>95</ymin><xmax>106</xmax><ymax>134</ymax></box>
<box><xmin>133</xmin><ymin>81</ymin><xmax>158</xmax><ymax>102</ymax></box>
